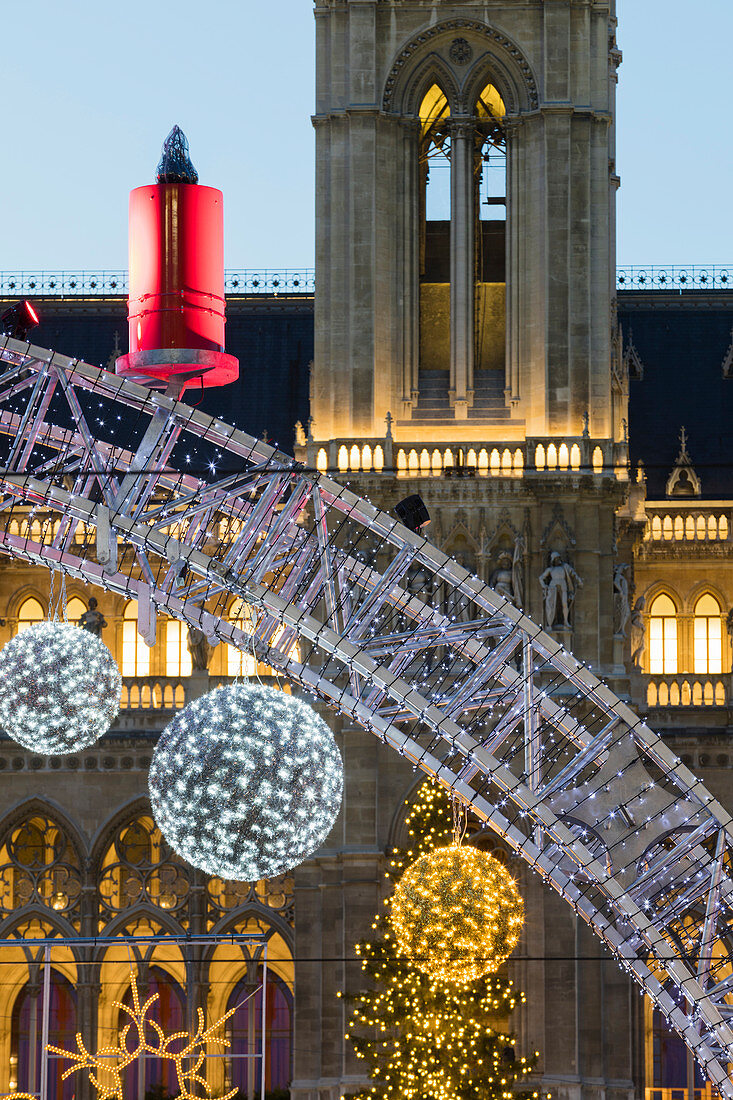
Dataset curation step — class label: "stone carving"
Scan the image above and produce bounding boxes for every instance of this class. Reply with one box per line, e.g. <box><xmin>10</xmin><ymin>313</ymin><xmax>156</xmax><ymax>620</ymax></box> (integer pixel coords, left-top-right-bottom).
<box><xmin>449</xmin><ymin>37</ymin><xmax>473</xmax><ymax>65</ymax></box>
<box><xmin>78</xmin><ymin>597</ymin><xmax>107</xmax><ymax>637</ymax></box>
<box><xmin>187</xmin><ymin>627</ymin><xmax>213</xmax><ymax>672</ymax></box>
<box><xmin>630</xmin><ymin>597</ymin><xmax>646</xmax><ymax>669</ymax></box>
<box><xmin>382</xmin><ymin>20</ymin><xmax>538</xmax><ymax>113</ymax></box>
<box><xmin>539</xmin><ymin>552</ymin><xmax>583</xmax><ymax>630</ymax></box>
<box><xmin>489</xmin><ymin>552</ymin><xmax>514</xmax><ymax>604</ymax></box>
<box><xmin>613</xmin><ymin>564</ymin><xmax>631</xmax><ymax>637</ymax></box>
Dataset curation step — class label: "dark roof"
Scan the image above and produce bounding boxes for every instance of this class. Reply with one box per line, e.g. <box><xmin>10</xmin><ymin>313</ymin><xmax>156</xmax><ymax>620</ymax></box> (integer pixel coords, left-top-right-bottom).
<box><xmin>0</xmin><ymin>295</ymin><xmax>313</xmax><ymax>453</ymax></box>
<box><xmin>619</xmin><ymin>291</ymin><xmax>733</xmax><ymax>499</ymax></box>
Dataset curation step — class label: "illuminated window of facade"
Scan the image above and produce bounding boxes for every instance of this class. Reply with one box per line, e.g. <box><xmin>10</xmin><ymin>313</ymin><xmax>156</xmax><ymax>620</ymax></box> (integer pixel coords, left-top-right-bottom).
<box><xmin>11</xmin><ymin>971</ymin><xmax>77</xmax><ymax>1100</ymax></box>
<box><xmin>165</xmin><ymin>619</ymin><xmax>193</xmax><ymax>677</ymax></box>
<box><xmin>0</xmin><ymin>814</ymin><xmax>81</xmax><ymax>920</ymax></box>
<box><xmin>226</xmin><ymin>969</ymin><xmax>293</xmax><ymax>1096</ymax></box>
<box><xmin>120</xmin><ymin>967</ymin><xmax>185</xmax><ymax>1099</ymax></box>
<box><xmin>693</xmin><ymin>593</ymin><xmax>723</xmax><ymax>674</ymax></box>
<box><xmin>98</xmin><ymin>814</ymin><xmax>190</xmax><ymax>922</ymax></box>
<box><xmin>227</xmin><ymin>599</ymin><xmax>257</xmax><ymax>676</ymax></box>
<box><xmin>16</xmin><ymin>597</ymin><xmax>44</xmax><ymax>634</ymax></box>
<box><xmin>65</xmin><ymin>597</ymin><xmax>86</xmax><ymax>625</ymax></box>
<box><xmin>122</xmin><ymin>601</ymin><xmax>150</xmax><ymax>676</ymax></box>
<box><xmin>648</xmin><ymin>594</ymin><xmax>678</xmax><ymax>674</ymax></box>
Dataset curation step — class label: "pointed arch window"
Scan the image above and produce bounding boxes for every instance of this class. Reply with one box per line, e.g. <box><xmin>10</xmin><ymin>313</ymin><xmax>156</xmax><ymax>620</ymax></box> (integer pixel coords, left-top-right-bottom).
<box><xmin>226</xmin><ymin>969</ymin><xmax>292</xmax><ymax>1097</ymax></box>
<box><xmin>65</xmin><ymin>597</ymin><xmax>87</xmax><ymax>625</ymax></box>
<box><xmin>16</xmin><ymin>597</ymin><xmax>44</xmax><ymax>635</ymax></box>
<box><xmin>649</xmin><ymin>594</ymin><xmax>678</xmax><ymax>674</ymax></box>
<box><xmin>122</xmin><ymin>601</ymin><xmax>150</xmax><ymax>676</ymax></box>
<box><xmin>12</xmin><ymin>972</ymin><xmax>77</xmax><ymax>1100</ymax></box>
<box><xmin>98</xmin><ymin>814</ymin><xmax>190</xmax><ymax>921</ymax></box>
<box><xmin>694</xmin><ymin>593</ymin><xmax>723</xmax><ymax>674</ymax></box>
<box><xmin>0</xmin><ymin>813</ymin><xmax>82</xmax><ymax>918</ymax></box>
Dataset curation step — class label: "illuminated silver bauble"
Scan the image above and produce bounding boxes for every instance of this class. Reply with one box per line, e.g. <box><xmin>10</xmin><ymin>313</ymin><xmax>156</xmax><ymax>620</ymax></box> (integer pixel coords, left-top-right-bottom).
<box><xmin>148</xmin><ymin>682</ymin><xmax>343</xmax><ymax>881</ymax></box>
<box><xmin>0</xmin><ymin>621</ymin><xmax>122</xmax><ymax>754</ymax></box>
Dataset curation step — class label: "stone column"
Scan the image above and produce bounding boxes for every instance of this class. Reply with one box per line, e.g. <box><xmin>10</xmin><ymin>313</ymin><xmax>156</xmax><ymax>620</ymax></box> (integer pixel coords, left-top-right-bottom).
<box><xmin>449</xmin><ymin>119</ymin><xmax>475</xmax><ymax>418</ymax></box>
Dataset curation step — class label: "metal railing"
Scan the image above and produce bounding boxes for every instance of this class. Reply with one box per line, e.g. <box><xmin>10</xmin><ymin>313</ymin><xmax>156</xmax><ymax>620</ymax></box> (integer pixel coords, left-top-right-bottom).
<box><xmin>2</xmin><ymin>267</ymin><xmax>732</xmax><ymax>296</ymax></box>
<box><xmin>617</xmin><ymin>266</ymin><xmax>733</xmax><ymax>290</ymax></box>
<box><xmin>0</xmin><ymin>269</ymin><xmax>315</xmax><ymax>297</ymax></box>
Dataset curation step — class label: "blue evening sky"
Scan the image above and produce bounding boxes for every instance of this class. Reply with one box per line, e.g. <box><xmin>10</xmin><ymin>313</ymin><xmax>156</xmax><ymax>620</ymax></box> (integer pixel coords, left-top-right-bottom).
<box><xmin>0</xmin><ymin>0</ymin><xmax>729</xmax><ymax>271</ymax></box>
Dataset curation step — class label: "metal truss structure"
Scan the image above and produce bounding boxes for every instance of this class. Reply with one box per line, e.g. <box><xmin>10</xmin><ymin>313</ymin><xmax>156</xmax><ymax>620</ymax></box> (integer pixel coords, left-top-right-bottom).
<box><xmin>0</xmin><ymin>335</ymin><xmax>732</xmax><ymax>1091</ymax></box>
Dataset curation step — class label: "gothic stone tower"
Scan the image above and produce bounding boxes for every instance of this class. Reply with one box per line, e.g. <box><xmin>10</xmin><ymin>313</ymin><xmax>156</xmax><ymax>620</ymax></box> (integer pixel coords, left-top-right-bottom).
<box><xmin>295</xmin><ymin>4</ymin><xmax>638</xmax><ymax>1100</ymax></box>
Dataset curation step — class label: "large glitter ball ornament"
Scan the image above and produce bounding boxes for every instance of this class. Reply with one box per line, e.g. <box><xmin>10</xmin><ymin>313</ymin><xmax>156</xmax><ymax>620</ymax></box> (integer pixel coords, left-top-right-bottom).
<box><xmin>148</xmin><ymin>683</ymin><xmax>344</xmax><ymax>881</ymax></box>
<box><xmin>0</xmin><ymin>622</ymin><xmax>122</xmax><ymax>754</ymax></box>
<box><xmin>390</xmin><ymin>844</ymin><xmax>524</xmax><ymax>983</ymax></box>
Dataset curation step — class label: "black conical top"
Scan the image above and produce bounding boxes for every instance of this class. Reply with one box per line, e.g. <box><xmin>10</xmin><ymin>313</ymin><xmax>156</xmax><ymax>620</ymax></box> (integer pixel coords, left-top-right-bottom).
<box><xmin>156</xmin><ymin>126</ymin><xmax>199</xmax><ymax>185</ymax></box>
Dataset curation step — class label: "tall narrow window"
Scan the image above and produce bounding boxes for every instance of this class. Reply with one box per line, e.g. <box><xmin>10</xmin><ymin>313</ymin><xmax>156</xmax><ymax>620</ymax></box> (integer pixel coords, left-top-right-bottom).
<box><xmin>66</xmin><ymin>597</ymin><xmax>86</xmax><ymax>626</ymax></box>
<box><xmin>227</xmin><ymin>599</ymin><xmax>257</xmax><ymax>676</ymax></box>
<box><xmin>165</xmin><ymin>620</ymin><xmax>193</xmax><ymax>677</ymax></box>
<box><xmin>16</xmin><ymin>597</ymin><xmax>44</xmax><ymax>635</ymax></box>
<box><xmin>694</xmin><ymin>593</ymin><xmax>722</xmax><ymax>674</ymax></box>
<box><xmin>122</xmin><ymin>601</ymin><xmax>150</xmax><ymax>676</ymax></box>
<box><xmin>648</xmin><ymin>594</ymin><xmax>678</xmax><ymax>674</ymax></box>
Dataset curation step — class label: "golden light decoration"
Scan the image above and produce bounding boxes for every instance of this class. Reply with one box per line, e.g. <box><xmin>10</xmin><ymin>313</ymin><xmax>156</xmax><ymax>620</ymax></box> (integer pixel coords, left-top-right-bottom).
<box><xmin>390</xmin><ymin>843</ymin><xmax>524</xmax><ymax>984</ymax></box>
<box><xmin>13</xmin><ymin>972</ymin><xmax>239</xmax><ymax>1100</ymax></box>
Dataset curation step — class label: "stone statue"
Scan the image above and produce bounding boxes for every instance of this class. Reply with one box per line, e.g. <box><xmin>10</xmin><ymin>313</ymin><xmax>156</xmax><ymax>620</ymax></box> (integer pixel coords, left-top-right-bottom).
<box><xmin>539</xmin><ymin>551</ymin><xmax>583</xmax><ymax>630</ymax></box>
<box><xmin>512</xmin><ymin>533</ymin><xmax>526</xmax><ymax>609</ymax></box>
<box><xmin>613</xmin><ymin>564</ymin><xmax>631</xmax><ymax>637</ymax></box>
<box><xmin>489</xmin><ymin>552</ymin><xmax>515</xmax><ymax>604</ymax></box>
<box><xmin>187</xmin><ymin>627</ymin><xmax>212</xmax><ymax>672</ymax></box>
<box><xmin>78</xmin><ymin>597</ymin><xmax>107</xmax><ymax>637</ymax></box>
<box><xmin>630</xmin><ymin>596</ymin><xmax>646</xmax><ymax>669</ymax></box>
<box><xmin>726</xmin><ymin>607</ymin><xmax>733</xmax><ymax>644</ymax></box>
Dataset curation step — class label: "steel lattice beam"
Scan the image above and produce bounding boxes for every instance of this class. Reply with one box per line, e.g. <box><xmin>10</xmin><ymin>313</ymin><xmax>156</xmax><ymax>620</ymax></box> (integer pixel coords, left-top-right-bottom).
<box><xmin>0</xmin><ymin>335</ymin><xmax>733</xmax><ymax>1090</ymax></box>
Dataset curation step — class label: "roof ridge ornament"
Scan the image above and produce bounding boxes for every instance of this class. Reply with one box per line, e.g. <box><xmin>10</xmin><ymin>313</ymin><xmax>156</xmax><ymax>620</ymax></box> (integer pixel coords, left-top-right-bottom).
<box><xmin>666</xmin><ymin>424</ymin><xmax>702</xmax><ymax>497</ymax></box>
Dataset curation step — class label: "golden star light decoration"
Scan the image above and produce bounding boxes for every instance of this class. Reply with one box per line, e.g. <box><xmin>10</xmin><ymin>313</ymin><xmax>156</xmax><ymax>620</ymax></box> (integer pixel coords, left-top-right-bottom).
<box><xmin>390</xmin><ymin>843</ymin><xmax>525</xmax><ymax>983</ymax></box>
<box><xmin>0</xmin><ymin>622</ymin><xmax>121</xmax><ymax>754</ymax></box>
<box><xmin>14</xmin><ymin>971</ymin><xmax>238</xmax><ymax>1100</ymax></box>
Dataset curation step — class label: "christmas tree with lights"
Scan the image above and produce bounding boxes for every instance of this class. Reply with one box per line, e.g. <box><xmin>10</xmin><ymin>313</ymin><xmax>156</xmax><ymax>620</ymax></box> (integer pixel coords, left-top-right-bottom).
<box><xmin>343</xmin><ymin>783</ymin><xmax>543</xmax><ymax>1100</ymax></box>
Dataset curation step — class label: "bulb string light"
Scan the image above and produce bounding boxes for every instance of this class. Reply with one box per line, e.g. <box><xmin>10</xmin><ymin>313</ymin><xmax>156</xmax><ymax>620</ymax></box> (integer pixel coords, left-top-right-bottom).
<box><xmin>343</xmin><ymin>783</ymin><xmax>544</xmax><ymax>1100</ymax></box>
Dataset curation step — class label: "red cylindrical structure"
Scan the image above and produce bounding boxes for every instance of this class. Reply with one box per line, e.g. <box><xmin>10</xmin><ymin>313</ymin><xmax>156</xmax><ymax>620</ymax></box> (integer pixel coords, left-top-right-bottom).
<box><xmin>116</xmin><ymin>182</ymin><xmax>238</xmax><ymax>392</ymax></box>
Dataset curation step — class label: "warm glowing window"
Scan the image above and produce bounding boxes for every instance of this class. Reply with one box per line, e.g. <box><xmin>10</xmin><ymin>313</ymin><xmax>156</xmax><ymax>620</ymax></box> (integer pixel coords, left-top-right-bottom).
<box><xmin>165</xmin><ymin>620</ymin><xmax>192</xmax><ymax>677</ymax></box>
<box><xmin>227</xmin><ymin>599</ymin><xmax>257</xmax><ymax>676</ymax></box>
<box><xmin>694</xmin><ymin>594</ymin><xmax>722</xmax><ymax>674</ymax></box>
<box><xmin>648</xmin><ymin>594</ymin><xmax>678</xmax><ymax>674</ymax></box>
<box><xmin>122</xmin><ymin>601</ymin><xmax>150</xmax><ymax>676</ymax></box>
<box><xmin>16</xmin><ymin>597</ymin><xmax>44</xmax><ymax>634</ymax></box>
<box><xmin>66</xmin><ymin>597</ymin><xmax>86</xmax><ymax>625</ymax></box>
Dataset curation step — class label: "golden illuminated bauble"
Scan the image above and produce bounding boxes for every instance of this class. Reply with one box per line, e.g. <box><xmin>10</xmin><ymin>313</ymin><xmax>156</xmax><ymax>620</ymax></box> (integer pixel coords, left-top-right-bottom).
<box><xmin>390</xmin><ymin>844</ymin><xmax>524</xmax><ymax>984</ymax></box>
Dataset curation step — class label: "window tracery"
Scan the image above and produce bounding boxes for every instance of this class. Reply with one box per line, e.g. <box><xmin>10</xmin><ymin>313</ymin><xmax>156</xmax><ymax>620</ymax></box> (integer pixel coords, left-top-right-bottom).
<box><xmin>207</xmin><ymin>872</ymin><xmax>295</xmax><ymax>926</ymax></box>
<box><xmin>97</xmin><ymin>815</ymin><xmax>190</xmax><ymax>926</ymax></box>
<box><xmin>0</xmin><ymin>815</ymin><xmax>82</xmax><ymax>926</ymax></box>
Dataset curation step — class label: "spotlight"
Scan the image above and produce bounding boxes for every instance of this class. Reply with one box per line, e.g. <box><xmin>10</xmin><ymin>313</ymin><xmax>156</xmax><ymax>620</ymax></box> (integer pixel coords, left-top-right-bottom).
<box><xmin>394</xmin><ymin>494</ymin><xmax>430</xmax><ymax>533</ymax></box>
<box><xmin>1</xmin><ymin>300</ymin><xmax>39</xmax><ymax>341</ymax></box>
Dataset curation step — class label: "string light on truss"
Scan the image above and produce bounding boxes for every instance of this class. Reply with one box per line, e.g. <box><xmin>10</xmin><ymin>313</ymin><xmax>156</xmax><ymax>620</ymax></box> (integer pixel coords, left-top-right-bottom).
<box><xmin>390</xmin><ymin>843</ymin><xmax>524</xmax><ymax>984</ymax></box>
<box><xmin>148</xmin><ymin>682</ymin><xmax>343</xmax><ymax>881</ymax></box>
<box><xmin>0</xmin><ymin>622</ymin><xmax>121</xmax><ymax>754</ymax></box>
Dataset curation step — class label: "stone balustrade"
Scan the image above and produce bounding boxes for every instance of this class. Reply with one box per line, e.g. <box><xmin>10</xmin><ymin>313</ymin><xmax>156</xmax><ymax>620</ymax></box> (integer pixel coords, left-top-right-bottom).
<box><xmin>307</xmin><ymin>437</ymin><xmax>620</xmax><ymax>477</ymax></box>
<box><xmin>643</xmin><ymin>504</ymin><xmax>732</xmax><ymax>543</ymax></box>
<box><xmin>645</xmin><ymin>674</ymin><xmax>728</xmax><ymax>709</ymax></box>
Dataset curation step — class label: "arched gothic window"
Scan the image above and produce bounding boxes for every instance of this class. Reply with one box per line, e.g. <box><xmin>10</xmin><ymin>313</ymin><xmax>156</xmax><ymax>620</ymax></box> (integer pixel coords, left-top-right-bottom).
<box><xmin>16</xmin><ymin>597</ymin><xmax>44</xmax><ymax>634</ymax></box>
<box><xmin>98</xmin><ymin>815</ymin><xmax>190</xmax><ymax>925</ymax></box>
<box><xmin>11</xmin><ymin>971</ymin><xmax>77</xmax><ymax>1100</ymax></box>
<box><xmin>65</xmin><ymin>597</ymin><xmax>86</xmax><ymax>625</ymax></box>
<box><xmin>226</xmin><ymin>969</ymin><xmax>292</xmax><ymax>1098</ymax></box>
<box><xmin>120</xmin><ymin>967</ymin><xmax>185</xmax><ymax>1099</ymax></box>
<box><xmin>648</xmin><ymin>594</ymin><xmax>678</xmax><ymax>674</ymax></box>
<box><xmin>0</xmin><ymin>813</ymin><xmax>81</xmax><ymax>922</ymax></box>
<box><xmin>122</xmin><ymin>601</ymin><xmax>150</xmax><ymax>676</ymax></box>
<box><xmin>693</xmin><ymin>593</ymin><xmax>723</xmax><ymax>674</ymax></box>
